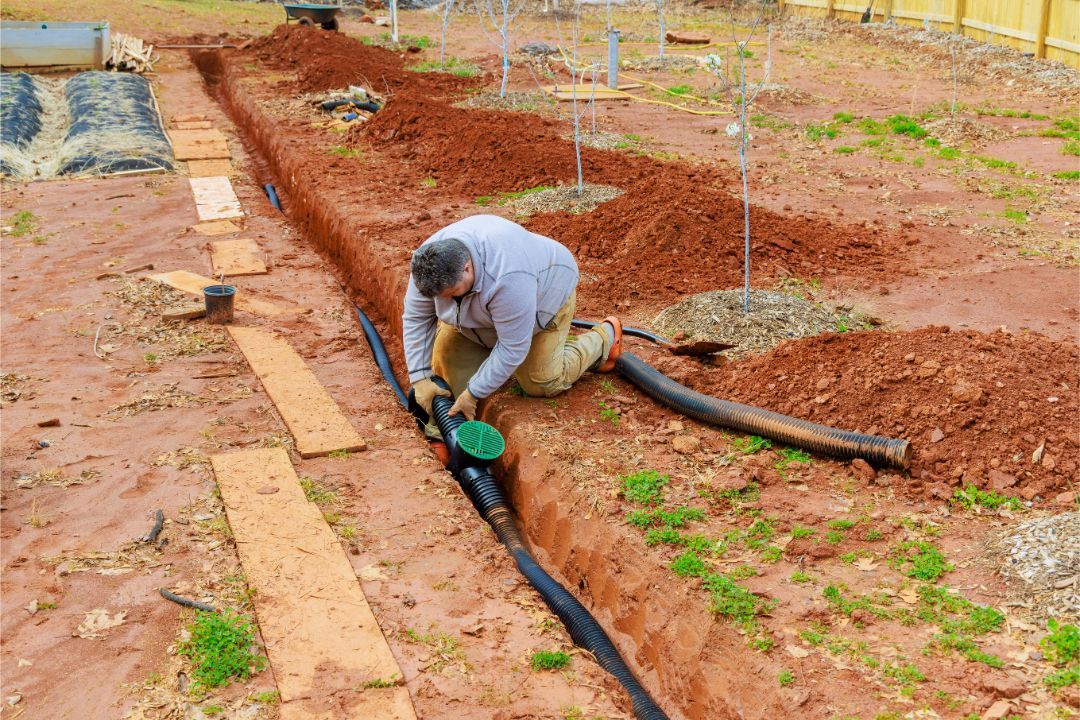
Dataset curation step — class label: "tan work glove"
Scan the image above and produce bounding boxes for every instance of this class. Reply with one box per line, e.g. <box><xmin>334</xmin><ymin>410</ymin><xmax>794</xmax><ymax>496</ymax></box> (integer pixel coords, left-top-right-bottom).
<box><xmin>412</xmin><ymin>378</ymin><xmax>451</xmax><ymax>417</ymax></box>
<box><xmin>448</xmin><ymin>389</ymin><xmax>479</xmax><ymax>420</ymax></box>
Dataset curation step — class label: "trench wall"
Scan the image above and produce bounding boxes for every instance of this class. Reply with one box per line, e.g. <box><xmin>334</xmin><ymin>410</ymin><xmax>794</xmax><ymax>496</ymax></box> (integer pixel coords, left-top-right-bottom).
<box><xmin>194</xmin><ymin>48</ymin><xmax>788</xmax><ymax>720</ymax></box>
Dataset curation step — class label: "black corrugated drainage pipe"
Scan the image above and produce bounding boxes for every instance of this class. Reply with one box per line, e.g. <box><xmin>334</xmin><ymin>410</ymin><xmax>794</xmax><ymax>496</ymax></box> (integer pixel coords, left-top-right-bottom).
<box><xmin>615</xmin><ymin>351</ymin><xmax>911</xmax><ymax>469</ymax></box>
<box><xmin>353</xmin><ymin>304</ymin><xmax>671</xmax><ymax>720</ymax></box>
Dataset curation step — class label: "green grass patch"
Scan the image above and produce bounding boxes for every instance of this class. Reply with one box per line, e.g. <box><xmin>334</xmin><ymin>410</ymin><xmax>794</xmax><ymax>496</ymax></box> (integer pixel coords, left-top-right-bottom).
<box><xmin>177</xmin><ymin>611</ymin><xmax>265</xmax><ymax>695</ymax></box>
<box><xmin>671</xmin><ymin>550</ymin><xmax>707</xmax><ymax>577</ymax></box>
<box><xmin>790</xmin><ymin>570</ymin><xmax>813</xmax><ymax>583</ymax></box>
<box><xmin>833</xmin><ymin>111</ymin><xmax>854</xmax><ymax>123</ymax></box>
<box><xmin>774</xmin><ymin>448</ymin><xmax>811</xmax><ymax>477</ymax></box>
<box><xmin>889</xmin><ymin>541</ymin><xmax>952</xmax><ymax>582</ymax></box>
<box><xmin>407</xmin><ymin>56</ymin><xmax>480</xmax><ymax>77</ymax></box>
<box><xmin>329</xmin><ymin>145</ymin><xmax>361</xmax><ymax>159</ymax></box>
<box><xmin>938</xmin><ymin>146</ymin><xmax>961</xmax><ymax>159</ymax></box>
<box><xmin>833</xmin><ymin>145</ymin><xmax>857</xmax><ymax>154</ymax></box>
<box><xmin>951</xmin><ymin>484</ymin><xmax>1020</xmax><ymax>511</ymax></box>
<box><xmin>530</xmin><ymin>650</ymin><xmax>571</xmax><ymax>670</ymax></box>
<box><xmin>626</xmin><ymin>506</ymin><xmax>706</xmax><ymax>529</ymax></box>
<box><xmin>827</xmin><ymin>519</ymin><xmax>856</xmax><ymax>531</ymax></box>
<box><xmin>886</xmin><ymin>114</ymin><xmax>927</xmax><ymax>139</ymax></box>
<box><xmin>975</xmin><ymin>106</ymin><xmax>1048</xmax><ymax>120</ymax></box>
<box><xmin>1041</xmin><ymin>618</ymin><xmax>1079</xmax><ymax>666</ymax></box>
<box><xmin>791</xmin><ymin>525</ymin><xmax>815</xmax><ymax>539</ymax></box>
<box><xmin>621</xmin><ymin>470</ymin><xmax>668</xmax><ymax>506</ymax></box>
<box><xmin>1063</xmin><ymin>139</ymin><xmax>1080</xmax><ymax>156</ymax></box>
<box><xmin>6</xmin><ymin>210</ymin><xmax>36</xmax><ymax>237</ymax></box>
<box><xmin>732</xmin><ymin>435</ymin><xmax>771</xmax><ymax>454</ymax></box>
<box><xmin>974</xmin><ymin>155</ymin><xmax>1017</xmax><ymax>170</ymax></box>
<box><xmin>1051</xmin><ymin>170</ymin><xmax>1080</xmax><ymax>180</ymax></box>
<box><xmin>749</xmin><ymin>113</ymin><xmax>793</xmax><ymax>131</ymax></box>
<box><xmin>667</xmin><ymin>84</ymin><xmax>693</xmax><ymax>95</ymax></box>
<box><xmin>1001</xmin><ymin>208</ymin><xmax>1028</xmax><ymax>224</ymax></box>
<box><xmin>806</xmin><ymin>123</ymin><xmax>839</xmax><ymax>141</ymax></box>
<box><xmin>778</xmin><ymin>670</ymin><xmax>795</xmax><ymax>686</ymax></box>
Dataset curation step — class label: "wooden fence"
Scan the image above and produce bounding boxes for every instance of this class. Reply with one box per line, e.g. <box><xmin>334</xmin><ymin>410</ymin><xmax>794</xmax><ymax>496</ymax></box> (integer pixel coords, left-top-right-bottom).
<box><xmin>778</xmin><ymin>0</ymin><xmax>1080</xmax><ymax>68</ymax></box>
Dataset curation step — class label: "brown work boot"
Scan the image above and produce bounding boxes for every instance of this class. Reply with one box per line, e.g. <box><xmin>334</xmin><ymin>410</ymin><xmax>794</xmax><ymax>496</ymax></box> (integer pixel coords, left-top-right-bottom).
<box><xmin>596</xmin><ymin>316</ymin><xmax>623</xmax><ymax>373</ymax></box>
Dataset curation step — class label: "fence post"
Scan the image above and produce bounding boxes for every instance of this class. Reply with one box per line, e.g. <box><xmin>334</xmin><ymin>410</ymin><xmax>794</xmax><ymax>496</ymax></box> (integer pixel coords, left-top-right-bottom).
<box><xmin>1035</xmin><ymin>0</ymin><xmax>1052</xmax><ymax>58</ymax></box>
<box><xmin>952</xmin><ymin>0</ymin><xmax>965</xmax><ymax>34</ymax></box>
<box><xmin>778</xmin><ymin>0</ymin><xmax>785</xmax><ymax>13</ymax></box>
<box><xmin>826</xmin><ymin>0</ymin><xmax>835</xmax><ymax>18</ymax></box>
<box><xmin>884</xmin><ymin>0</ymin><xmax>894</xmax><ymax>22</ymax></box>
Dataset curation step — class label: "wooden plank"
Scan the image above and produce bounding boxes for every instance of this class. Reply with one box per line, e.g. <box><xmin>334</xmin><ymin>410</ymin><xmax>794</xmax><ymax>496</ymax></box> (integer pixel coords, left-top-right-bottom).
<box><xmin>952</xmin><ymin>0</ymin><xmax>965</xmax><ymax>34</ymax></box>
<box><xmin>171</xmin><ymin>128</ymin><xmax>231</xmax><ymax>161</ymax></box>
<box><xmin>211</xmin><ymin>238</ymin><xmax>268</xmax><ymax>277</ymax></box>
<box><xmin>149</xmin><ymin>270</ymin><xmax>288</xmax><ymax>317</ymax></box>
<box><xmin>1035</xmin><ymin>0</ymin><xmax>1052</xmax><ymax>58</ymax></box>
<box><xmin>210</xmin><ymin>448</ymin><xmax>412</xmax><ymax>717</ymax></box>
<box><xmin>173</xmin><ymin>120</ymin><xmax>213</xmax><ymax>130</ymax></box>
<box><xmin>552</xmin><ymin>91</ymin><xmax>631</xmax><ymax>101</ymax></box>
<box><xmin>227</xmin><ymin>327</ymin><xmax>365</xmax><ymax>458</ymax></box>
<box><xmin>190</xmin><ymin>176</ymin><xmax>243</xmax><ymax>221</ymax></box>
<box><xmin>161</xmin><ymin>304</ymin><xmax>206</xmax><ymax>321</ymax></box>
<box><xmin>541</xmin><ymin>83</ymin><xmax>642</xmax><ymax>92</ymax></box>
<box><xmin>188</xmin><ymin>159</ymin><xmax>234</xmax><ymax>178</ymax></box>
<box><xmin>193</xmin><ymin>219</ymin><xmax>242</xmax><ymax>236</ymax></box>
<box><xmin>173</xmin><ymin>113</ymin><xmax>207</xmax><ymax>122</ymax></box>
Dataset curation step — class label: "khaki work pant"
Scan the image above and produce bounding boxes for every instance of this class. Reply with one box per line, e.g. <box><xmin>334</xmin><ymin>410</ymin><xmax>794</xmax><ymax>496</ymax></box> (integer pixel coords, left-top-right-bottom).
<box><xmin>432</xmin><ymin>290</ymin><xmax>606</xmax><ymax>400</ymax></box>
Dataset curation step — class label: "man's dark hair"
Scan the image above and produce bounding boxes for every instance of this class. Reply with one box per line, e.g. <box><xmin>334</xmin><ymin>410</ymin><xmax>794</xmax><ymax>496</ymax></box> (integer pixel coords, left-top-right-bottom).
<box><xmin>411</xmin><ymin>238</ymin><xmax>470</xmax><ymax>297</ymax></box>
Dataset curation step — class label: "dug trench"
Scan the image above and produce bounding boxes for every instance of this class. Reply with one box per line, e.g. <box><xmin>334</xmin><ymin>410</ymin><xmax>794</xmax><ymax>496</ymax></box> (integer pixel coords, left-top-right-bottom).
<box><xmin>192</xmin><ymin>27</ymin><xmax>1078</xmax><ymax>719</ymax></box>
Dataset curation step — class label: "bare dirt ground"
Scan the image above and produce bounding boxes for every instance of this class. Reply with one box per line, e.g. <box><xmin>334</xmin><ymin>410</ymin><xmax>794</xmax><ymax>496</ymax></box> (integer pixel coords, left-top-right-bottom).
<box><xmin>2</xmin><ymin>2</ymin><xmax>1078</xmax><ymax>720</ymax></box>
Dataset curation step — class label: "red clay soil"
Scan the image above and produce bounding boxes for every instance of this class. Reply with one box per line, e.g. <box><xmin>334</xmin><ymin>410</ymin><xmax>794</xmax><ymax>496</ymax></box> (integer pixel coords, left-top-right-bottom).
<box><xmin>358</xmin><ymin>87</ymin><xmax>917</xmax><ymax>306</ymax></box>
<box><xmin>251</xmin><ymin>24</ymin><xmax>478</xmax><ymax>96</ymax></box>
<box><xmin>649</xmin><ymin>325</ymin><xmax>1079</xmax><ymax>500</ymax></box>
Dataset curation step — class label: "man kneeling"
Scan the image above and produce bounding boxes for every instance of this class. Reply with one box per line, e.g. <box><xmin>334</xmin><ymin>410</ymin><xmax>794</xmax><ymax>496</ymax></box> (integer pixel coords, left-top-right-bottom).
<box><xmin>402</xmin><ymin>214</ymin><xmax>622</xmax><ymax>428</ymax></box>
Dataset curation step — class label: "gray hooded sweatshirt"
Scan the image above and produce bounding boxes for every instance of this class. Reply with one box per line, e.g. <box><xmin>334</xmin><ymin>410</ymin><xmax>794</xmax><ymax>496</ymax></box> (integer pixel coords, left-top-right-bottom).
<box><xmin>403</xmin><ymin>214</ymin><xmax>578</xmax><ymax>399</ymax></box>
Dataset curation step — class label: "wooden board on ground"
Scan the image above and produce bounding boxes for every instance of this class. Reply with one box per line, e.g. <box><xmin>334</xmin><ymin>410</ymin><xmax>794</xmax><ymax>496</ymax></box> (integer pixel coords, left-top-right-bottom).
<box><xmin>149</xmin><ymin>270</ymin><xmax>288</xmax><ymax>317</ymax></box>
<box><xmin>227</xmin><ymin>326</ymin><xmax>365</xmax><ymax>457</ymax></box>
<box><xmin>542</xmin><ymin>83</ymin><xmax>643</xmax><ymax>92</ymax></box>
<box><xmin>170</xmin><ymin>128</ymin><xmax>230</xmax><ymax>161</ymax></box>
<box><xmin>187</xmin><ymin>159</ymin><xmax>234</xmax><ymax>178</ymax></box>
<box><xmin>189</xmin><ymin>176</ymin><xmax>243</xmax><ymax>221</ymax></box>
<box><xmin>665</xmin><ymin>30</ymin><xmax>711</xmax><ymax>44</ymax></box>
<box><xmin>193</xmin><ymin>219</ymin><xmax>241</xmax><ymax>236</ymax></box>
<box><xmin>552</xmin><ymin>90</ymin><xmax>631</xmax><ymax>101</ymax></box>
<box><xmin>211</xmin><ymin>238</ymin><xmax>267</xmax><ymax>276</ymax></box>
<box><xmin>173</xmin><ymin>113</ymin><xmax>207</xmax><ymax>123</ymax></box>
<box><xmin>173</xmin><ymin>120</ymin><xmax>213</xmax><ymax>130</ymax></box>
<box><xmin>210</xmin><ymin>448</ymin><xmax>413</xmax><ymax>718</ymax></box>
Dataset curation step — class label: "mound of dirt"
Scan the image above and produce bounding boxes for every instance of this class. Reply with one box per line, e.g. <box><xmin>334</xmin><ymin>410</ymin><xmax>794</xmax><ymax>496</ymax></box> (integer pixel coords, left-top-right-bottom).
<box><xmin>527</xmin><ymin>175</ymin><xmax>915</xmax><ymax>305</ymax></box>
<box><xmin>659</xmin><ymin>326</ymin><xmax>1078</xmax><ymax>501</ymax></box>
<box><xmin>248</xmin><ymin>24</ymin><xmax>476</xmax><ymax>96</ymax></box>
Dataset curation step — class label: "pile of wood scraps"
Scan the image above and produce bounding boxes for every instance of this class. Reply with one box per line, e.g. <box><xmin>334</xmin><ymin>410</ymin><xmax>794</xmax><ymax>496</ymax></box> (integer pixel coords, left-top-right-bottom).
<box><xmin>107</xmin><ymin>32</ymin><xmax>158</xmax><ymax>73</ymax></box>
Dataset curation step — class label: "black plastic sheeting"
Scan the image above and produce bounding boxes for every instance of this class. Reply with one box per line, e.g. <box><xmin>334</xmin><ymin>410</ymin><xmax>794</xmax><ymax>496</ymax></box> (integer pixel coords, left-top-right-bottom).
<box><xmin>60</xmin><ymin>72</ymin><xmax>173</xmax><ymax>176</ymax></box>
<box><xmin>0</xmin><ymin>73</ymin><xmax>43</xmax><ymax>177</ymax></box>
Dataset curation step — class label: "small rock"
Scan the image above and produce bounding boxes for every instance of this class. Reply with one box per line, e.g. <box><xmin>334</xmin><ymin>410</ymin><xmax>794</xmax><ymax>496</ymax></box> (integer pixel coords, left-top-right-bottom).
<box><xmin>667</xmin><ymin>420</ymin><xmax>684</xmax><ymax>432</ymax></box>
<box><xmin>980</xmin><ymin>674</ymin><xmax>1026</xmax><ymax>699</ymax></box>
<box><xmin>917</xmin><ymin>359</ymin><xmax>941</xmax><ymax>378</ymax></box>
<box><xmin>930</xmin><ymin>427</ymin><xmax>945</xmax><ymax>443</ymax></box>
<box><xmin>36</xmin><ymin>418</ymin><xmax>60</xmax><ymax>427</ymax></box>
<box><xmin>672</xmin><ymin>331</ymin><xmax>687</xmax><ymax>341</ymax></box>
<box><xmin>1053</xmin><ymin>490</ymin><xmax>1078</xmax><ymax>506</ymax></box>
<box><xmin>1041</xmin><ymin>454</ymin><xmax>1056</xmax><ymax>471</ymax></box>
<box><xmin>903</xmin><ymin>352</ymin><xmax>916</xmax><ymax>362</ymax></box>
<box><xmin>256</xmin><ymin>486</ymin><xmax>279</xmax><ymax>495</ymax></box>
<box><xmin>850</xmin><ymin>459</ymin><xmax>876</xmax><ymax>482</ymax></box>
<box><xmin>445</xmin><ymin>525</ymin><xmax>461</xmax><ymax>536</ymax></box>
<box><xmin>982</xmin><ymin>699</ymin><xmax>1012</xmax><ymax>720</ymax></box>
<box><xmin>928</xmin><ymin>482</ymin><xmax>952</xmax><ymax>500</ymax></box>
<box><xmin>987</xmin><ymin>469</ymin><xmax>1018</xmax><ymax>491</ymax></box>
<box><xmin>672</xmin><ymin>435</ymin><xmax>701</xmax><ymax>455</ymax></box>
<box><xmin>950</xmin><ymin>381</ymin><xmax>983</xmax><ymax>403</ymax></box>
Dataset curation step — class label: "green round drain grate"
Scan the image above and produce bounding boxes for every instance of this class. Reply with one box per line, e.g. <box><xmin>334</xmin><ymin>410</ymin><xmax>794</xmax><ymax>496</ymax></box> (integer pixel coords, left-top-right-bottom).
<box><xmin>456</xmin><ymin>420</ymin><xmax>505</xmax><ymax>461</ymax></box>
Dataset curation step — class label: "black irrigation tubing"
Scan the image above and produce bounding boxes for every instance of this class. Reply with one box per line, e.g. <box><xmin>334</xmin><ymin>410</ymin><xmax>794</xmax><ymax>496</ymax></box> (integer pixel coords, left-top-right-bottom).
<box><xmin>615</xmin><ymin>352</ymin><xmax>912</xmax><ymax>469</ymax></box>
<box><xmin>570</xmin><ymin>318</ymin><xmax>672</xmax><ymax>346</ymax></box>
<box><xmin>263</xmin><ymin>184</ymin><xmax>282</xmax><ymax>212</ymax></box>
<box><xmin>159</xmin><ymin>588</ymin><xmax>216</xmax><ymax>613</ymax></box>
<box><xmin>319</xmin><ymin>98</ymin><xmax>380</xmax><ymax>113</ymax></box>
<box><xmin>140</xmin><ymin>509</ymin><xmax>165</xmax><ymax>543</ymax></box>
<box><xmin>355</xmin><ymin>310</ymin><xmax>671</xmax><ymax>720</ymax></box>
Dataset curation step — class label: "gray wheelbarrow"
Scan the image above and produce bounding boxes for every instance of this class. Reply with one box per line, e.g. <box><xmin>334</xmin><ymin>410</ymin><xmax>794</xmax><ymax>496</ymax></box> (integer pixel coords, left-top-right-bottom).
<box><xmin>283</xmin><ymin>2</ymin><xmax>343</xmax><ymax>31</ymax></box>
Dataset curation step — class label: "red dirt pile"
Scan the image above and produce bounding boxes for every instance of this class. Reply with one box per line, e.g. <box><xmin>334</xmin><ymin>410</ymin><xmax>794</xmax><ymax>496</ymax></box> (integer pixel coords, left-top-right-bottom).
<box><xmin>249</xmin><ymin>24</ymin><xmax>476</xmax><ymax>95</ymax></box>
<box><xmin>358</xmin><ymin>91</ymin><xmax>914</xmax><ymax>305</ymax></box>
<box><xmin>527</xmin><ymin>179</ymin><xmax>914</xmax><ymax>304</ymax></box>
<box><xmin>358</xmin><ymin>90</ymin><xmax>686</xmax><ymax>196</ymax></box>
<box><xmin>653</xmin><ymin>326</ymin><xmax>1078</xmax><ymax>501</ymax></box>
